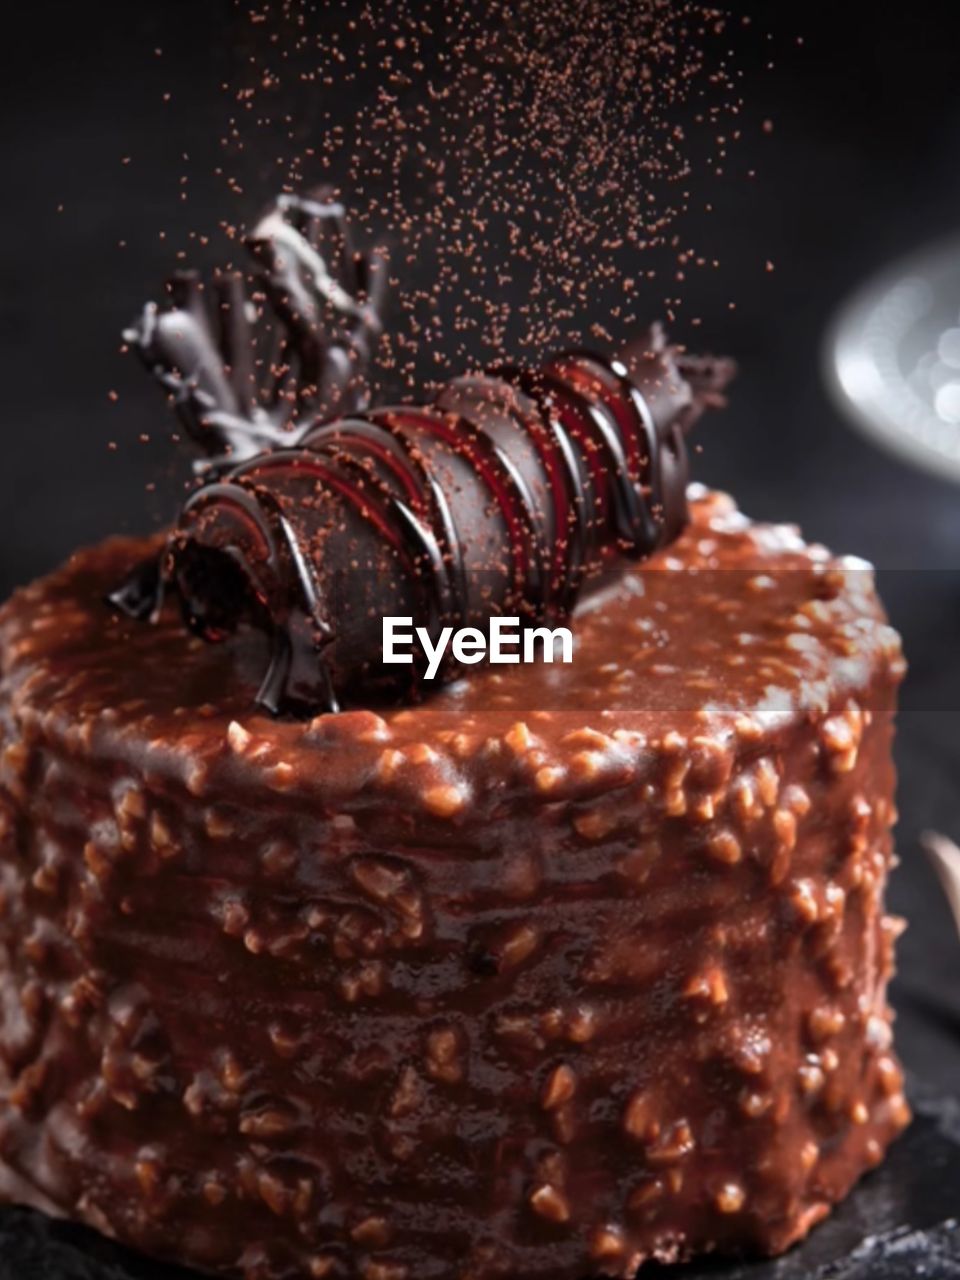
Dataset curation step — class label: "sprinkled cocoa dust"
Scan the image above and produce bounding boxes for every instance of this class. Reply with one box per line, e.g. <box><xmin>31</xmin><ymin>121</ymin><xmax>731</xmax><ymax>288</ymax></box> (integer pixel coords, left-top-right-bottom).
<box><xmin>203</xmin><ymin>1</ymin><xmax>754</xmax><ymax>398</ymax></box>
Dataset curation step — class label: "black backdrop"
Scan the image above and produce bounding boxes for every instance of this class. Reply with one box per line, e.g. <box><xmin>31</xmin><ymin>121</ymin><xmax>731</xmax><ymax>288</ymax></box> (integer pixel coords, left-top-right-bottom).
<box><xmin>2</xmin><ymin>0</ymin><xmax>960</xmax><ymax>1094</ymax></box>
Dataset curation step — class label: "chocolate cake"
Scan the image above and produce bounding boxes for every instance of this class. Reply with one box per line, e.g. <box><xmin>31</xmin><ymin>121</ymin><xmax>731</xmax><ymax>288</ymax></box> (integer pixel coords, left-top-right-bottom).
<box><xmin>0</xmin><ymin>483</ymin><xmax>908</xmax><ymax>1279</ymax></box>
<box><xmin>0</xmin><ymin>194</ymin><xmax>909</xmax><ymax>1278</ymax></box>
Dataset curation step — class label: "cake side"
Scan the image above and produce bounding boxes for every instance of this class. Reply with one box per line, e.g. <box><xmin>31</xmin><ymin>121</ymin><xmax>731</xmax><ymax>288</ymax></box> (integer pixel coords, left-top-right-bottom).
<box><xmin>0</xmin><ymin>492</ymin><xmax>909</xmax><ymax>1280</ymax></box>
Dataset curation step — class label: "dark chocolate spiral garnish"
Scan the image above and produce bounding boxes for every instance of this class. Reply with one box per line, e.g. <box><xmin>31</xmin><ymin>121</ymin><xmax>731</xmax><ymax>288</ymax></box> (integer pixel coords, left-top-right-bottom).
<box><xmin>124</xmin><ymin>190</ymin><xmax>388</xmax><ymax>475</ymax></box>
<box><xmin>160</xmin><ymin>324</ymin><xmax>733</xmax><ymax>715</ymax></box>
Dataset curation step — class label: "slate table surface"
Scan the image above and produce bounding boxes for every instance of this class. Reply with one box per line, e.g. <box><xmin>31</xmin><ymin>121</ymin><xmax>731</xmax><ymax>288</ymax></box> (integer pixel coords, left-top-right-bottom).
<box><xmin>1</xmin><ymin>0</ymin><xmax>959</xmax><ymax>1274</ymax></box>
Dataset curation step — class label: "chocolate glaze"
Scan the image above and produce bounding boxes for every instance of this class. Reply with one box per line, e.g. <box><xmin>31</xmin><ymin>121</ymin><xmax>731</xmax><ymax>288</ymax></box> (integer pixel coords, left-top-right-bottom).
<box><xmin>157</xmin><ymin>327</ymin><xmax>732</xmax><ymax>715</ymax></box>
<box><xmin>0</xmin><ymin>492</ymin><xmax>909</xmax><ymax>1280</ymax></box>
<box><xmin>125</xmin><ymin>191</ymin><xmax>388</xmax><ymax>476</ymax></box>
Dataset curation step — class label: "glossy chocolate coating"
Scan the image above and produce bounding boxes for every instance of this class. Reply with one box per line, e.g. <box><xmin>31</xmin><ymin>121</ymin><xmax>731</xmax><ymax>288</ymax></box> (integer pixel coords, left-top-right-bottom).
<box><xmin>0</xmin><ymin>493</ymin><xmax>909</xmax><ymax>1280</ymax></box>
<box><xmin>160</xmin><ymin>327</ymin><xmax>732</xmax><ymax>714</ymax></box>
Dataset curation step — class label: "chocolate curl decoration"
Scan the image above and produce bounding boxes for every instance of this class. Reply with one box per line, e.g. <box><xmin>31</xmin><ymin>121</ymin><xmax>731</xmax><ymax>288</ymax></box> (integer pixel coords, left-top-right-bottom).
<box><xmin>124</xmin><ymin>191</ymin><xmax>388</xmax><ymax>475</ymax></box>
<box><xmin>167</xmin><ymin>325</ymin><xmax>733</xmax><ymax>715</ymax></box>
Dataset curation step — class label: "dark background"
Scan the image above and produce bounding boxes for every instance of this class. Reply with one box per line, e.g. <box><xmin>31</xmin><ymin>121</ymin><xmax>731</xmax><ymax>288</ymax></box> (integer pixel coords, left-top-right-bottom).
<box><xmin>2</xmin><ymin>0</ymin><xmax>959</xmax><ymax>1105</ymax></box>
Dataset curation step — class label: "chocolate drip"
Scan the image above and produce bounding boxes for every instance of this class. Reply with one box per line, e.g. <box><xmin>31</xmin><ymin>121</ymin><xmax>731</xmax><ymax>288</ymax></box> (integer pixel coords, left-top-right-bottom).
<box><xmin>159</xmin><ymin>325</ymin><xmax>733</xmax><ymax>715</ymax></box>
<box><xmin>124</xmin><ymin>191</ymin><xmax>388</xmax><ymax>475</ymax></box>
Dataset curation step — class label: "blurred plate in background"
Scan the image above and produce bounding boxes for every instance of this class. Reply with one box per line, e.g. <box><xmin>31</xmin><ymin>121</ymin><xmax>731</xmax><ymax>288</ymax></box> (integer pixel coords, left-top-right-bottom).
<box><xmin>828</xmin><ymin>235</ymin><xmax>960</xmax><ymax>483</ymax></box>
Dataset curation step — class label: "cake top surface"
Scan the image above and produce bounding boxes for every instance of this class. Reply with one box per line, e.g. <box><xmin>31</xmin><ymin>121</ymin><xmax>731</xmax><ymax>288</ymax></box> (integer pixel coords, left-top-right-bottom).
<box><xmin>0</xmin><ymin>489</ymin><xmax>904</xmax><ymax>821</ymax></box>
